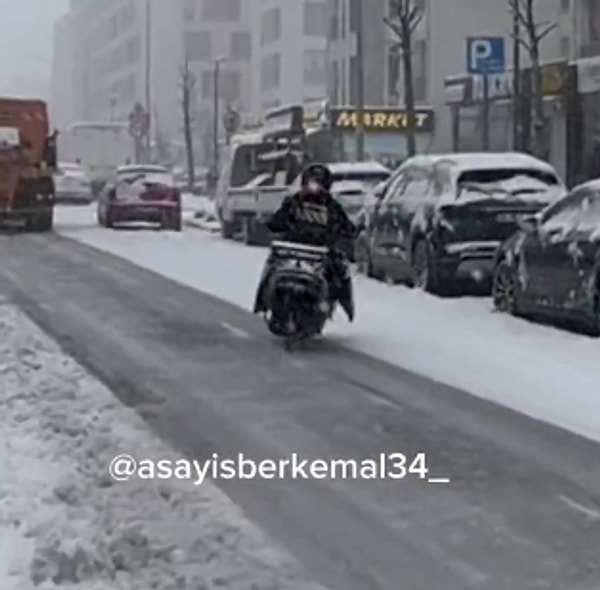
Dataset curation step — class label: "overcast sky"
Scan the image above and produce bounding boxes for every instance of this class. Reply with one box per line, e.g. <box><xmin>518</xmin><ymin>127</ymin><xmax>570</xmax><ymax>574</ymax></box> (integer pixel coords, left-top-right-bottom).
<box><xmin>0</xmin><ymin>0</ymin><xmax>68</xmax><ymax>95</ymax></box>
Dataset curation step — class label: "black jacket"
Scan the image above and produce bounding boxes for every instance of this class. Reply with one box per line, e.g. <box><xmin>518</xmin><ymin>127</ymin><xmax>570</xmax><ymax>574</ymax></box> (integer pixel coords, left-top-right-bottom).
<box><xmin>267</xmin><ymin>190</ymin><xmax>356</xmax><ymax>248</ymax></box>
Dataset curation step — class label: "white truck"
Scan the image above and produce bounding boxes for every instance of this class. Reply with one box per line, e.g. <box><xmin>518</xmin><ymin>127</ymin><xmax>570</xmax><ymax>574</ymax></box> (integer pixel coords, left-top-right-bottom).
<box><xmin>216</xmin><ymin>131</ymin><xmax>294</xmax><ymax>245</ymax></box>
<box><xmin>62</xmin><ymin>121</ymin><xmax>135</xmax><ymax>184</ymax></box>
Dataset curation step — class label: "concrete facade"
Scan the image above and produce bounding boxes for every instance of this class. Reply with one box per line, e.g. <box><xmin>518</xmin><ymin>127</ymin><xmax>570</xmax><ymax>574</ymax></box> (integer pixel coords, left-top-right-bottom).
<box><xmin>50</xmin><ymin>0</ymin><xmax>255</xmax><ymax>163</ymax></box>
<box><xmin>50</xmin><ymin>12</ymin><xmax>74</xmax><ymax>131</ymax></box>
<box><xmin>326</xmin><ymin>0</ymin><xmax>568</xmax><ymax>152</ymax></box>
<box><xmin>250</xmin><ymin>0</ymin><xmax>327</xmax><ymax>113</ymax></box>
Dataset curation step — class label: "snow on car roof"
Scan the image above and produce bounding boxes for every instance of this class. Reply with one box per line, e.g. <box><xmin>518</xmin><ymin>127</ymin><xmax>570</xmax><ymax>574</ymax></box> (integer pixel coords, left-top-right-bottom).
<box><xmin>331</xmin><ymin>180</ymin><xmax>366</xmax><ymax>194</ymax></box>
<box><xmin>229</xmin><ymin>131</ymin><xmax>264</xmax><ymax>146</ymax></box>
<box><xmin>574</xmin><ymin>178</ymin><xmax>600</xmax><ymax>192</ymax></box>
<box><xmin>117</xmin><ymin>165</ymin><xmax>169</xmax><ymax>174</ymax></box>
<box><xmin>328</xmin><ymin>161</ymin><xmax>390</xmax><ymax>174</ymax></box>
<box><xmin>404</xmin><ymin>152</ymin><xmax>558</xmax><ymax>175</ymax></box>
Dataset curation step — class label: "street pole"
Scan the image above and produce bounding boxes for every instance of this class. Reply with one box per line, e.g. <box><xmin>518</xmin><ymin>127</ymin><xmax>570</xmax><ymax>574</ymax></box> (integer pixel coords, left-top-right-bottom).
<box><xmin>213</xmin><ymin>58</ymin><xmax>225</xmax><ymax>174</ymax></box>
<box><xmin>354</xmin><ymin>0</ymin><xmax>365</xmax><ymax>161</ymax></box>
<box><xmin>512</xmin><ymin>9</ymin><xmax>521</xmax><ymax>150</ymax></box>
<box><xmin>482</xmin><ymin>74</ymin><xmax>490</xmax><ymax>150</ymax></box>
<box><xmin>144</xmin><ymin>0</ymin><xmax>152</xmax><ymax>162</ymax></box>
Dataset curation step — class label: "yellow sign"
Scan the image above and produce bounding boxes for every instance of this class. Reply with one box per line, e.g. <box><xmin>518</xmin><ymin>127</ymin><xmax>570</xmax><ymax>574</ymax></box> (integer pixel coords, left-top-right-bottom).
<box><xmin>540</xmin><ymin>64</ymin><xmax>568</xmax><ymax>96</ymax></box>
<box><xmin>332</xmin><ymin>109</ymin><xmax>433</xmax><ymax>131</ymax></box>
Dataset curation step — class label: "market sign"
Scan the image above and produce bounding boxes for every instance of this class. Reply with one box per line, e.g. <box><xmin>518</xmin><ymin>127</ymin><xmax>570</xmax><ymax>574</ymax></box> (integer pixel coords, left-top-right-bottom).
<box><xmin>330</xmin><ymin>108</ymin><xmax>434</xmax><ymax>132</ymax></box>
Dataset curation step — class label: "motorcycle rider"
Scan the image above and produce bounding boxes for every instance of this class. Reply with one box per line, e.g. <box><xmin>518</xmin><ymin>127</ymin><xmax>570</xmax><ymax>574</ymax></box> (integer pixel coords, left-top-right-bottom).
<box><xmin>252</xmin><ymin>163</ymin><xmax>356</xmax><ymax>322</ymax></box>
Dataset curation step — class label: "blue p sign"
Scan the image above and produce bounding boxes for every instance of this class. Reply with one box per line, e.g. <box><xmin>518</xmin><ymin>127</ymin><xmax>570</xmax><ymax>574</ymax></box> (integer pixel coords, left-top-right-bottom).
<box><xmin>466</xmin><ymin>37</ymin><xmax>505</xmax><ymax>75</ymax></box>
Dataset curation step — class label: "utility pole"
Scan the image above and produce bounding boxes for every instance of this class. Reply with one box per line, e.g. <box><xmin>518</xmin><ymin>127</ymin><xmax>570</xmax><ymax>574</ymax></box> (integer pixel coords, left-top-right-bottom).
<box><xmin>144</xmin><ymin>0</ymin><xmax>152</xmax><ymax>162</ymax></box>
<box><xmin>213</xmin><ymin>57</ymin><xmax>226</xmax><ymax>175</ymax></box>
<box><xmin>354</xmin><ymin>0</ymin><xmax>365</xmax><ymax>161</ymax></box>
<box><xmin>512</xmin><ymin>7</ymin><xmax>521</xmax><ymax>150</ymax></box>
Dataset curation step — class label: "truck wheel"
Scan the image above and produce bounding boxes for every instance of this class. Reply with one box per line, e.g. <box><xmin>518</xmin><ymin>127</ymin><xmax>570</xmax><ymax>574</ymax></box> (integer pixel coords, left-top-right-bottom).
<box><xmin>221</xmin><ymin>220</ymin><xmax>234</xmax><ymax>239</ymax></box>
<box><xmin>164</xmin><ymin>212</ymin><xmax>182</xmax><ymax>232</ymax></box>
<box><xmin>25</xmin><ymin>211</ymin><xmax>53</xmax><ymax>233</ymax></box>
<box><xmin>105</xmin><ymin>209</ymin><xmax>114</xmax><ymax>228</ymax></box>
<box><xmin>37</xmin><ymin>211</ymin><xmax>54</xmax><ymax>232</ymax></box>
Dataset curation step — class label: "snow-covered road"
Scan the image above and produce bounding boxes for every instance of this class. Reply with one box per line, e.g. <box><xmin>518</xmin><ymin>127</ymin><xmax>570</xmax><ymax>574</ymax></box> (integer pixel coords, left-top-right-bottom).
<box><xmin>54</xmin><ymin>205</ymin><xmax>600</xmax><ymax>443</ymax></box>
<box><xmin>0</xmin><ymin>300</ymin><xmax>326</xmax><ymax>590</ymax></box>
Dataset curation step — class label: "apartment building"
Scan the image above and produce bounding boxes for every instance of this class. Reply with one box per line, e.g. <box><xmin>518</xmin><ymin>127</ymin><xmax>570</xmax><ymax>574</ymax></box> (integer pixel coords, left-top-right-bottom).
<box><xmin>565</xmin><ymin>0</ymin><xmax>600</xmax><ymax>58</ymax></box>
<box><xmin>50</xmin><ymin>12</ymin><xmax>74</xmax><ymax>131</ymax></box>
<box><xmin>51</xmin><ymin>0</ymin><xmax>253</xmax><ymax>163</ymax></box>
<box><xmin>326</xmin><ymin>0</ymin><xmax>566</xmax><ymax>152</ymax></box>
<box><xmin>251</xmin><ymin>0</ymin><xmax>327</xmax><ymax>113</ymax></box>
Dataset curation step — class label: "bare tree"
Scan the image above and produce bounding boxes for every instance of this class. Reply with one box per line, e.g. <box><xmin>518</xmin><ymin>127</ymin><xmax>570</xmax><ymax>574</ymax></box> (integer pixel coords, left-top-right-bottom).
<box><xmin>508</xmin><ymin>0</ymin><xmax>557</xmax><ymax>158</ymax></box>
<box><xmin>383</xmin><ymin>0</ymin><xmax>423</xmax><ymax>157</ymax></box>
<box><xmin>180</xmin><ymin>57</ymin><xmax>196</xmax><ymax>191</ymax></box>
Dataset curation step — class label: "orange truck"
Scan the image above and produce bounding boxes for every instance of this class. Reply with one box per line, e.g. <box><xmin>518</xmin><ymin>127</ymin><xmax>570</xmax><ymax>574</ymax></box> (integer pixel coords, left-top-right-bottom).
<box><xmin>0</xmin><ymin>97</ymin><xmax>57</xmax><ymax>231</ymax></box>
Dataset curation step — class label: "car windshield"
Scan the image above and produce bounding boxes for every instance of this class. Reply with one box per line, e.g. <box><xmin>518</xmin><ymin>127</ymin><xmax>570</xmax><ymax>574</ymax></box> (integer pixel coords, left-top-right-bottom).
<box><xmin>457</xmin><ymin>168</ymin><xmax>561</xmax><ymax>201</ymax></box>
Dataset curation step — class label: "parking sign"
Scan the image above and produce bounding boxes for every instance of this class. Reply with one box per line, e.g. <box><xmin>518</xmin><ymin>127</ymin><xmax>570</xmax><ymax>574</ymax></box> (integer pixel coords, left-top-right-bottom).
<box><xmin>466</xmin><ymin>37</ymin><xmax>505</xmax><ymax>75</ymax></box>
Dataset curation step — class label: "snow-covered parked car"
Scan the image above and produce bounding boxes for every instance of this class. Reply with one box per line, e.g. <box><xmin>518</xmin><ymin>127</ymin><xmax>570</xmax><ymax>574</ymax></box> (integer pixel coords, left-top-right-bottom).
<box><xmin>54</xmin><ymin>162</ymin><xmax>93</xmax><ymax>204</ymax></box>
<box><xmin>97</xmin><ymin>164</ymin><xmax>182</xmax><ymax>231</ymax></box>
<box><xmin>492</xmin><ymin>177</ymin><xmax>600</xmax><ymax>334</ymax></box>
<box><xmin>354</xmin><ymin>152</ymin><xmax>565</xmax><ymax>295</ymax></box>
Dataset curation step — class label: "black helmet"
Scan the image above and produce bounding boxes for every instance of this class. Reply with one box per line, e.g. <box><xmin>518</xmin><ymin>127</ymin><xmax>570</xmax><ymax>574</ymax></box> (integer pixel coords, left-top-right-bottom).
<box><xmin>300</xmin><ymin>163</ymin><xmax>333</xmax><ymax>191</ymax></box>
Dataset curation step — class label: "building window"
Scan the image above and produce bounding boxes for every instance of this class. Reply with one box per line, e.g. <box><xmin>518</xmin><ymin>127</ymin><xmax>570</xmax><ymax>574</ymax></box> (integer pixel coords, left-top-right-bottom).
<box><xmin>561</xmin><ymin>0</ymin><xmax>569</xmax><ymax>11</ymax></box>
<box><xmin>303</xmin><ymin>49</ymin><xmax>326</xmax><ymax>85</ymax></box>
<box><xmin>329</xmin><ymin>0</ymin><xmax>339</xmax><ymax>40</ymax></box>
<box><xmin>184</xmin><ymin>0</ymin><xmax>196</xmax><ymax>20</ymax></box>
<box><xmin>201</xmin><ymin>0</ymin><xmax>240</xmax><ymax>21</ymax></box>
<box><xmin>387</xmin><ymin>47</ymin><xmax>401</xmax><ymax>104</ymax></box>
<box><xmin>261</xmin><ymin>7</ymin><xmax>281</xmax><ymax>45</ymax></box>
<box><xmin>560</xmin><ymin>35</ymin><xmax>570</xmax><ymax>57</ymax></box>
<box><xmin>221</xmin><ymin>70</ymin><xmax>241</xmax><ymax>101</ymax></box>
<box><xmin>261</xmin><ymin>53</ymin><xmax>281</xmax><ymax>90</ymax></box>
<box><xmin>340</xmin><ymin>0</ymin><xmax>346</xmax><ymax>38</ymax></box>
<box><xmin>349</xmin><ymin>0</ymin><xmax>360</xmax><ymax>33</ymax></box>
<box><xmin>185</xmin><ymin>31</ymin><xmax>212</xmax><ymax>61</ymax></box>
<box><xmin>304</xmin><ymin>2</ymin><xmax>327</xmax><ymax>36</ymax></box>
<box><xmin>588</xmin><ymin>0</ymin><xmax>600</xmax><ymax>41</ymax></box>
<box><xmin>412</xmin><ymin>39</ymin><xmax>427</xmax><ymax>103</ymax></box>
<box><xmin>122</xmin><ymin>74</ymin><xmax>135</xmax><ymax>101</ymax></box>
<box><xmin>389</xmin><ymin>0</ymin><xmax>425</xmax><ymax>13</ymax></box>
<box><xmin>201</xmin><ymin>71</ymin><xmax>212</xmax><ymax>99</ymax></box>
<box><xmin>327</xmin><ymin>61</ymin><xmax>340</xmax><ymax>104</ymax></box>
<box><xmin>230</xmin><ymin>31</ymin><xmax>251</xmax><ymax>60</ymax></box>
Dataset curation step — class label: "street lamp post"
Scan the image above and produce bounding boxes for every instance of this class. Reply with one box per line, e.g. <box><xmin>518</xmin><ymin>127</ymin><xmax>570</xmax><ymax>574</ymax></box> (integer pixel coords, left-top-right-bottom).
<box><xmin>213</xmin><ymin>57</ymin><xmax>227</xmax><ymax>175</ymax></box>
<box><xmin>145</xmin><ymin>0</ymin><xmax>152</xmax><ymax>161</ymax></box>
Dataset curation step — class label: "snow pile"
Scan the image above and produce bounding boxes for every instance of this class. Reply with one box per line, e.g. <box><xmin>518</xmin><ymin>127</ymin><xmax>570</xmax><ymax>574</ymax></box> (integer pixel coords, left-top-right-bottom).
<box><xmin>0</xmin><ymin>301</ymin><xmax>327</xmax><ymax>590</ymax></box>
<box><xmin>180</xmin><ymin>193</ymin><xmax>220</xmax><ymax>232</ymax></box>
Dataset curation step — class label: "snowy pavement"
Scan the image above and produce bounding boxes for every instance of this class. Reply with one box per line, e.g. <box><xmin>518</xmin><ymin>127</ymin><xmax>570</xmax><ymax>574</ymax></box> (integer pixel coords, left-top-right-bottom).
<box><xmin>3</xmin><ymin>224</ymin><xmax>600</xmax><ymax>589</ymax></box>
<box><xmin>53</xmin><ymin>205</ymin><xmax>600</xmax><ymax>443</ymax></box>
<box><xmin>0</xmin><ymin>300</ymin><xmax>327</xmax><ymax>590</ymax></box>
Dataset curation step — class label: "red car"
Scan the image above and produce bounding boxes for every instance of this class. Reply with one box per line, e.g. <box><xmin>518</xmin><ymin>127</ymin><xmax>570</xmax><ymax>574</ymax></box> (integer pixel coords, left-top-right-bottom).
<box><xmin>97</xmin><ymin>165</ymin><xmax>181</xmax><ymax>231</ymax></box>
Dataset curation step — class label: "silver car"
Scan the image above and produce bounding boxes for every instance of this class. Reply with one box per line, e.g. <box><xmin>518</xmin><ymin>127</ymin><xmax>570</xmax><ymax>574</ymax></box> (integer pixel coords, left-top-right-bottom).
<box><xmin>54</xmin><ymin>162</ymin><xmax>93</xmax><ymax>204</ymax></box>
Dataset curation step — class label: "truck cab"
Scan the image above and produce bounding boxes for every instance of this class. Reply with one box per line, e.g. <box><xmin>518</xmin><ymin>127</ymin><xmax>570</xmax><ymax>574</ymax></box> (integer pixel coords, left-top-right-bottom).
<box><xmin>0</xmin><ymin>98</ymin><xmax>56</xmax><ymax>231</ymax></box>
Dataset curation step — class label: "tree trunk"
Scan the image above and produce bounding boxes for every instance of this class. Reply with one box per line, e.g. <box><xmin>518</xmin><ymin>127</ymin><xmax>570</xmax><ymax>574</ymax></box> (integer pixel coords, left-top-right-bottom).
<box><xmin>182</xmin><ymin>81</ymin><xmax>195</xmax><ymax>191</ymax></box>
<box><xmin>529</xmin><ymin>48</ymin><xmax>546</xmax><ymax>159</ymax></box>
<box><xmin>401</xmin><ymin>19</ymin><xmax>417</xmax><ymax>157</ymax></box>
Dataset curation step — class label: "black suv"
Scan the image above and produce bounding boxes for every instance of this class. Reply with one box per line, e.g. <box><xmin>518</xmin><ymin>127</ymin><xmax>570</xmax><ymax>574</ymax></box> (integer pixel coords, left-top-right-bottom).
<box><xmin>355</xmin><ymin>153</ymin><xmax>564</xmax><ymax>295</ymax></box>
